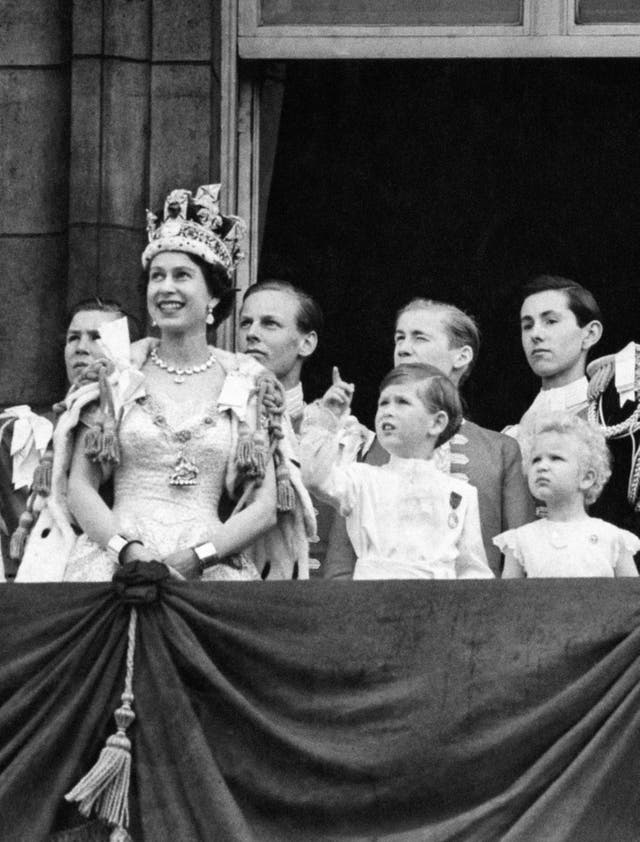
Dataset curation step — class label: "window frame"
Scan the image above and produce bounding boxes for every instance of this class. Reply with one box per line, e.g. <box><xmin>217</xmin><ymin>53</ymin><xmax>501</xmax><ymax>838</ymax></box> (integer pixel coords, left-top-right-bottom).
<box><xmin>239</xmin><ymin>0</ymin><xmax>531</xmax><ymax>40</ymax></box>
<box><xmin>569</xmin><ymin>0</ymin><xmax>640</xmax><ymax>34</ymax></box>
<box><xmin>238</xmin><ymin>0</ymin><xmax>640</xmax><ymax>57</ymax></box>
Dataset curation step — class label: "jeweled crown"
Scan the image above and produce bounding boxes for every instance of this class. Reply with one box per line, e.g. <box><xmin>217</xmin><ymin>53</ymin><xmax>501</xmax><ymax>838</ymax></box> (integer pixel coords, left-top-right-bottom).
<box><xmin>141</xmin><ymin>184</ymin><xmax>246</xmax><ymax>276</ymax></box>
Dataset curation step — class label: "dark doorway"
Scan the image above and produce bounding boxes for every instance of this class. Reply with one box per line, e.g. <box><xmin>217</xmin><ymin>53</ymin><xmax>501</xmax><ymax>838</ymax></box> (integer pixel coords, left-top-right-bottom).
<box><xmin>260</xmin><ymin>59</ymin><xmax>640</xmax><ymax>430</ymax></box>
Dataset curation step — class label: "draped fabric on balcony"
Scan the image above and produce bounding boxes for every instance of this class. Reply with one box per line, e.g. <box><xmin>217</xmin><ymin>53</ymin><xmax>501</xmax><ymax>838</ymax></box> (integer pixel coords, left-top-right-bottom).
<box><xmin>2</xmin><ymin>576</ymin><xmax>640</xmax><ymax>842</ymax></box>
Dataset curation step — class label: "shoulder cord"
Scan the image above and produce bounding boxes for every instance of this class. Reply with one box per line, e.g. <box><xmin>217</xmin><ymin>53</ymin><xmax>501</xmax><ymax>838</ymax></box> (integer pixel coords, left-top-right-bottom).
<box><xmin>587</xmin><ymin>397</ymin><xmax>640</xmax><ymax>439</ymax></box>
<box><xmin>234</xmin><ymin>373</ymin><xmax>295</xmax><ymax>512</ymax></box>
<box><xmin>587</xmin><ymin>349</ymin><xmax>640</xmax><ymax>438</ymax></box>
<box><xmin>587</xmin><ymin>393</ymin><xmax>640</xmax><ymax>509</ymax></box>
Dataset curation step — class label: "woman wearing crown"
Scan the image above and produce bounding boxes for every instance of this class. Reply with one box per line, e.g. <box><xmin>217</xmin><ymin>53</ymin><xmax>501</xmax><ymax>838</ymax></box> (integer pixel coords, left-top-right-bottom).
<box><xmin>62</xmin><ymin>185</ymin><xmax>315</xmax><ymax>582</ymax></box>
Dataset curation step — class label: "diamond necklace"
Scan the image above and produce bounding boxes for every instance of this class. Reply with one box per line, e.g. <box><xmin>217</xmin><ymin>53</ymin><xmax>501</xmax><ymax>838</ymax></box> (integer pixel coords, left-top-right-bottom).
<box><xmin>150</xmin><ymin>347</ymin><xmax>215</xmax><ymax>384</ymax></box>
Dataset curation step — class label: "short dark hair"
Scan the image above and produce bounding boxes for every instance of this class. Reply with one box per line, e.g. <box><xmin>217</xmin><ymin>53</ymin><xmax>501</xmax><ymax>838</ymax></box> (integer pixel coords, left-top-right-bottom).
<box><xmin>379</xmin><ymin>363</ymin><xmax>463</xmax><ymax>448</ymax></box>
<box><xmin>242</xmin><ymin>279</ymin><xmax>323</xmax><ymax>337</ymax></box>
<box><xmin>520</xmin><ymin>275</ymin><xmax>602</xmax><ymax>327</ymax></box>
<box><xmin>66</xmin><ymin>297</ymin><xmax>141</xmax><ymax>342</ymax></box>
<box><xmin>395</xmin><ymin>298</ymin><xmax>480</xmax><ymax>385</ymax></box>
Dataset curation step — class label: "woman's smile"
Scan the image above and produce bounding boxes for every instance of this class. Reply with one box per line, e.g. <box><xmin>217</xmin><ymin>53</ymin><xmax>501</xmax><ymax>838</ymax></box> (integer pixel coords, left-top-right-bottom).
<box><xmin>155</xmin><ymin>298</ymin><xmax>185</xmax><ymax>314</ymax></box>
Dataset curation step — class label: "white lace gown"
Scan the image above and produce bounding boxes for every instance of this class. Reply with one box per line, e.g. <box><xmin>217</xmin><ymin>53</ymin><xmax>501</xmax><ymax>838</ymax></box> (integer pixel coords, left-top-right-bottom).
<box><xmin>63</xmin><ymin>390</ymin><xmax>259</xmax><ymax>582</ymax></box>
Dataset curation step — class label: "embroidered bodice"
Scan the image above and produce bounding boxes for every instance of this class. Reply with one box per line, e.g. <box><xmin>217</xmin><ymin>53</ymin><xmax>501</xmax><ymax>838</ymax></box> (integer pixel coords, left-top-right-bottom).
<box><xmin>112</xmin><ymin>392</ymin><xmax>231</xmax><ymax>557</ymax></box>
<box><xmin>63</xmin><ymin>384</ymin><xmax>259</xmax><ymax>582</ymax></box>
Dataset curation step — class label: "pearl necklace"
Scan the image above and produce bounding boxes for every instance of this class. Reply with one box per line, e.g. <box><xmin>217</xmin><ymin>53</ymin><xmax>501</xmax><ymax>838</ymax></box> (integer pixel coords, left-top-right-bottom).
<box><xmin>150</xmin><ymin>347</ymin><xmax>215</xmax><ymax>384</ymax></box>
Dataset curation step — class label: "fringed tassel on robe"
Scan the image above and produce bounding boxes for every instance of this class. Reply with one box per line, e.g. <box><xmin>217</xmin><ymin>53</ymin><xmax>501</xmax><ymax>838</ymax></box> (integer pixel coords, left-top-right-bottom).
<box><xmin>9</xmin><ymin>507</ymin><xmax>35</xmax><ymax>562</ymax></box>
<box><xmin>84</xmin><ymin>368</ymin><xmax>122</xmax><ymax>467</ymax></box>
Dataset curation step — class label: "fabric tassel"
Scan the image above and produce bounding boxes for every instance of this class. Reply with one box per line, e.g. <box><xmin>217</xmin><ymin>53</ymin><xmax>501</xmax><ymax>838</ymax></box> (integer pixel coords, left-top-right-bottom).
<box><xmin>66</xmin><ymin>608</ymin><xmax>137</xmax><ymax>837</ymax></box>
<box><xmin>250</xmin><ymin>429</ymin><xmax>269</xmax><ymax>479</ymax></box>
<box><xmin>84</xmin><ymin>422</ymin><xmax>105</xmax><ymax>460</ymax></box>
<box><xmin>84</xmin><ymin>371</ymin><xmax>121</xmax><ymax>466</ymax></box>
<box><xmin>275</xmin><ymin>453</ymin><xmax>295</xmax><ymax>513</ymax></box>
<box><xmin>99</xmin><ymin>414</ymin><xmax>120</xmax><ymax>465</ymax></box>
<box><xmin>235</xmin><ymin>420</ymin><xmax>256</xmax><ymax>472</ymax></box>
<box><xmin>66</xmin><ymin>717</ymin><xmax>133</xmax><ymax>823</ymax></box>
<box><xmin>9</xmin><ymin>509</ymin><xmax>34</xmax><ymax>562</ymax></box>
<box><xmin>32</xmin><ymin>450</ymin><xmax>53</xmax><ymax>495</ymax></box>
<box><xmin>252</xmin><ymin>374</ymin><xmax>294</xmax><ymax>509</ymax></box>
<box><xmin>236</xmin><ymin>424</ymin><xmax>269</xmax><ymax>480</ymax></box>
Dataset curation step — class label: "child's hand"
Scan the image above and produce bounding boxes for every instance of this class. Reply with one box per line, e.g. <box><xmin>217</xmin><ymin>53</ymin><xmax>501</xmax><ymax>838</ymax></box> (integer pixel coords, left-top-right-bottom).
<box><xmin>321</xmin><ymin>367</ymin><xmax>354</xmax><ymax>418</ymax></box>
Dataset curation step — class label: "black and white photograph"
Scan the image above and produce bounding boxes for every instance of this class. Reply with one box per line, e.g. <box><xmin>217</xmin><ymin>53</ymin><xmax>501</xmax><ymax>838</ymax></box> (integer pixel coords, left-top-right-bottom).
<box><xmin>3</xmin><ymin>2</ymin><xmax>640</xmax><ymax>840</ymax></box>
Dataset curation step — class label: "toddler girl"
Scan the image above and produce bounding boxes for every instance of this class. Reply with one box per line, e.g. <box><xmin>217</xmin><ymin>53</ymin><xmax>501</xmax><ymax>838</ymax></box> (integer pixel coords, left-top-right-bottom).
<box><xmin>301</xmin><ymin>363</ymin><xmax>493</xmax><ymax>580</ymax></box>
<box><xmin>494</xmin><ymin>412</ymin><xmax>639</xmax><ymax>577</ymax></box>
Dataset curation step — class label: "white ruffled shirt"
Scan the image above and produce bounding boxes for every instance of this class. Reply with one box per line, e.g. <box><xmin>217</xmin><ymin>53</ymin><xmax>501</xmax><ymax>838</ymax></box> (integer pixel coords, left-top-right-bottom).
<box><xmin>301</xmin><ymin>407</ymin><xmax>493</xmax><ymax>581</ymax></box>
<box><xmin>494</xmin><ymin>517</ymin><xmax>640</xmax><ymax>578</ymax></box>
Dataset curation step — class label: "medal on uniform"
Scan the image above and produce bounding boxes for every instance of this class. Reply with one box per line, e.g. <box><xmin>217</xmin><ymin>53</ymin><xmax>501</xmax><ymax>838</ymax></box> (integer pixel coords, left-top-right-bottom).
<box><xmin>448</xmin><ymin>491</ymin><xmax>462</xmax><ymax>529</ymax></box>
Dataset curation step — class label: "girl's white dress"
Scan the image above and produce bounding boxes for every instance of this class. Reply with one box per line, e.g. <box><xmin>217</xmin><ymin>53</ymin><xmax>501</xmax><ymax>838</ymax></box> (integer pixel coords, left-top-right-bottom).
<box><xmin>301</xmin><ymin>409</ymin><xmax>493</xmax><ymax>580</ymax></box>
<box><xmin>493</xmin><ymin>518</ymin><xmax>640</xmax><ymax>577</ymax></box>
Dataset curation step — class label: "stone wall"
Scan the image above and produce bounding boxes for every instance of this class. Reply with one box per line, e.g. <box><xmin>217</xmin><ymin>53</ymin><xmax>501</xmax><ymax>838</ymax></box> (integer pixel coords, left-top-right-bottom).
<box><xmin>1</xmin><ymin>0</ymin><xmax>71</xmax><ymax>406</ymax></box>
<box><xmin>1</xmin><ymin>0</ymin><xmax>222</xmax><ymax>406</ymax></box>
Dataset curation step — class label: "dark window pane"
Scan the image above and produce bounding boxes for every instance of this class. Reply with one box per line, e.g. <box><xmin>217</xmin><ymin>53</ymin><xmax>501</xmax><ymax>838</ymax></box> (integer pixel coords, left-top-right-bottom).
<box><xmin>260</xmin><ymin>0</ymin><xmax>523</xmax><ymax>27</ymax></box>
<box><xmin>577</xmin><ymin>0</ymin><xmax>640</xmax><ymax>23</ymax></box>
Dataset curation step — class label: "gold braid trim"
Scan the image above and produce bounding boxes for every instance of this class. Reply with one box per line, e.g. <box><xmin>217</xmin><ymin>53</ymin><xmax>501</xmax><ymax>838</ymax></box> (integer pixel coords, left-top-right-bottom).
<box><xmin>234</xmin><ymin>373</ymin><xmax>295</xmax><ymax>512</ymax></box>
<box><xmin>83</xmin><ymin>360</ymin><xmax>121</xmax><ymax>466</ymax></box>
<box><xmin>586</xmin><ymin>359</ymin><xmax>614</xmax><ymax>403</ymax></box>
<box><xmin>587</xmin><ymin>346</ymin><xmax>640</xmax><ymax>507</ymax></box>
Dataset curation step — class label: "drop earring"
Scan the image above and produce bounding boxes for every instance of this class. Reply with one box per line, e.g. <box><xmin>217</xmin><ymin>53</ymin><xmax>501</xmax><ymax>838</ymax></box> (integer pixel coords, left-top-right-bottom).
<box><xmin>206</xmin><ymin>304</ymin><xmax>214</xmax><ymax>326</ymax></box>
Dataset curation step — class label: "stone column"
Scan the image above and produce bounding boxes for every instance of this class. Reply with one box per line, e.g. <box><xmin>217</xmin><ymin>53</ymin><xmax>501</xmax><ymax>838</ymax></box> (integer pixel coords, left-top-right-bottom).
<box><xmin>68</xmin><ymin>0</ymin><xmax>223</xmax><ymax>327</ymax></box>
<box><xmin>0</xmin><ymin>1</ymin><xmax>224</xmax><ymax>407</ymax></box>
<box><xmin>0</xmin><ymin>0</ymin><xmax>71</xmax><ymax>406</ymax></box>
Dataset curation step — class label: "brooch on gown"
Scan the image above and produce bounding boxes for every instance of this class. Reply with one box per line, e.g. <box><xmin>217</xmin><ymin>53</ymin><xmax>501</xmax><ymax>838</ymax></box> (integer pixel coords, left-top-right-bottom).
<box><xmin>141</xmin><ymin>396</ymin><xmax>217</xmax><ymax>487</ymax></box>
<box><xmin>169</xmin><ymin>453</ymin><xmax>199</xmax><ymax>486</ymax></box>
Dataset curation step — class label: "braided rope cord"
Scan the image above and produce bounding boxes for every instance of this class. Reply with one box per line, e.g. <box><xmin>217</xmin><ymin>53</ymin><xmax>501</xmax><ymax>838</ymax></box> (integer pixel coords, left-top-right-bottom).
<box><xmin>123</xmin><ymin>607</ymin><xmax>137</xmax><ymax>699</ymax></box>
<box><xmin>587</xmin><ymin>356</ymin><xmax>640</xmax><ymax>506</ymax></box>
<box><xmin>587</xmin><ymin>398</ymin><xmax>640</xmax><ymax>439</ymax></box>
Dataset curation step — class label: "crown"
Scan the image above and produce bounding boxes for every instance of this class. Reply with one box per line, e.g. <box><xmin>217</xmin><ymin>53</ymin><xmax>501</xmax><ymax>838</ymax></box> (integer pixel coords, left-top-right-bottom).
<box><xmin>141</xmin><ymin>184</ymin><xmax>246</xmax><ymax>276</ymax></box>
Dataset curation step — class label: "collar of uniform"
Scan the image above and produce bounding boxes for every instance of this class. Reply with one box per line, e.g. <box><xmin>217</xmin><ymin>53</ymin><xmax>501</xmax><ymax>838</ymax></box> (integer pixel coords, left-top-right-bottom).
<box><xmin>527</xmin><ymin>376</ymin><xmax>588</xmax><ymax>416</ymax></box>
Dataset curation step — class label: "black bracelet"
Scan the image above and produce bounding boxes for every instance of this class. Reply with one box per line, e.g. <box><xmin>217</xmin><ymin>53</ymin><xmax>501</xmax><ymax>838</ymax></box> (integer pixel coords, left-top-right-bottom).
<box><xmin>118</xmin><ymin>539</ymin><xmax>144</xmax><ymax>565</ymax></box>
